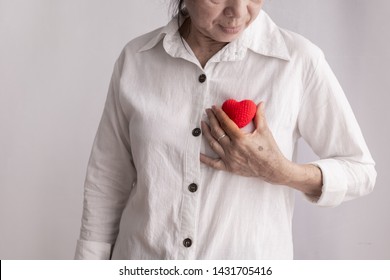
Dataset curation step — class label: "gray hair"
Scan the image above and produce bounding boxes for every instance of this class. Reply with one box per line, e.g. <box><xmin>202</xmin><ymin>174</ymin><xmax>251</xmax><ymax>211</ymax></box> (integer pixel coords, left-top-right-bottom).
<box><xmin>170</xmin><ymin>0</ymin><xmax>187</xmax><ymax>23</ymax></box>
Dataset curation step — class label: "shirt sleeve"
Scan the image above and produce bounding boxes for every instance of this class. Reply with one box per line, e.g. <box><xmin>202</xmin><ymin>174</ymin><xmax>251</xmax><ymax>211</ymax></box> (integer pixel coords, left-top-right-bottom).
<box><xmin>75</xmin><ymin>57</ymin><xmax>136</xmax><ymax>259</ymax></box>
<box><xmin>297</xmin><ymin>51</ymin><xmax>376</xmax><ymax>207</ymax></box>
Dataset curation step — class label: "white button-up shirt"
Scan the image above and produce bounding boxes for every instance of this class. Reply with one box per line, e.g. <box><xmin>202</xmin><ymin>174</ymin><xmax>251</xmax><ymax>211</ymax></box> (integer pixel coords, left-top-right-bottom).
<box><xmin>75</xmin><ymin>11</ymin><xmax>376</xmax><ymax>260</ymax></box>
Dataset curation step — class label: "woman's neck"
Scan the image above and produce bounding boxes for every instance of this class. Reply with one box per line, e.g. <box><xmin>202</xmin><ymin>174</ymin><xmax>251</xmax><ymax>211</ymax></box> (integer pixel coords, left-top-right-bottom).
<box><xmin>180</xmin><ymin>18</ymin><xmax>227</xmax><ymax>67</ymax></box>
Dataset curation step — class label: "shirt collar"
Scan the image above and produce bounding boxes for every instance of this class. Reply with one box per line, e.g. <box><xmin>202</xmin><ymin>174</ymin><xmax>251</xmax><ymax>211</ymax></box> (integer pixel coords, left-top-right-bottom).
<box><xmin>138</xmin><ymin>10</ymin><xmax>290</xmax><ymax>62</ymax></box>
<box><xmin>137</xmin><ymin>18</ymin><xmax>179</xmax><ymax>53</ymax></box>
<box><xmin>242</xmin><ymin>10</ymin><xmax>291</xmax><ymax>61</ymax></box>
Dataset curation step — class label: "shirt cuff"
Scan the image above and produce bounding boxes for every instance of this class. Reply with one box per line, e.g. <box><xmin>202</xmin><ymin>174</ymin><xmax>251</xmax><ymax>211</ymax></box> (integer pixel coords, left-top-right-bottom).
<box><xmin>74</xmin><ymin>239</ymin><xmax>112</xmax><ymax>260</ymax></box>
<box><xmin>304</xmin><ymin>159</ymin><xmax>348</xmax><ymax>207</ymax></box>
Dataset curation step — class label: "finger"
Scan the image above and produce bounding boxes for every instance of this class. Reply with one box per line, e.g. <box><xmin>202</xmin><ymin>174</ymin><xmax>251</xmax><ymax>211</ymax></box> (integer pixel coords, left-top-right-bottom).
<box><xmin>201</xmin><ymin>121</ymin><xmax>225</xmax><ymax>156</ymax></box>
<box><xmin>200</xmin><ymin>153</ymin><xmax>227</xmax><ymax>171</ymax></box>
<box><xmin>211</xmin><ymin>106</ymin><xmax>242</xmax><ymax>139</ymax></box>
<box><xmin>254</xmin><ymin>101</ymin><xmax>267</xmax><ymax>131</ymax></box>
<box><xmin>205</xmin><ymin>109</ymin><xmax>230</xmax><ymax>144</ymax></box>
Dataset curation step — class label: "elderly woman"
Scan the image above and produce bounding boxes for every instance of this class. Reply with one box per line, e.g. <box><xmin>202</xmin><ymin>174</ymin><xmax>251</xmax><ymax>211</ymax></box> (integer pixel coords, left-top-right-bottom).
<box><xmin>75</xmin><ymin>0</ymin><xmax>376</xmax><ymax>259</ymax></box>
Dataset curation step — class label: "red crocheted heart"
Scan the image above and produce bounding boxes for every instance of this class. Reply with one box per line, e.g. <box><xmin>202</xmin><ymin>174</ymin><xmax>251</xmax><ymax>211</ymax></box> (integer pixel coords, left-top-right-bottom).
<box><xmin>222</xmin><ymin>99</ymin><xmax>257</xmax><ymax>128</ymax></box>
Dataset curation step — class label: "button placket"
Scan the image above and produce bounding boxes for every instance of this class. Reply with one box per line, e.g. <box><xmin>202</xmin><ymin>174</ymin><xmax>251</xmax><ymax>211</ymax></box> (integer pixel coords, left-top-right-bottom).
<box><xmin>178</xmin><ymin>70</ymin><xmax>209</xmax><ymax>259</ymax></box>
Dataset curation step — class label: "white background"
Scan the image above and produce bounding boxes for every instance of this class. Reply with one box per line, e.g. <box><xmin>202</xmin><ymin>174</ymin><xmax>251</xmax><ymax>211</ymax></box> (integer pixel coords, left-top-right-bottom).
<box><xmin>1</xmin><ymin>0</ymin><xmax>389</xmax><ymax>259</ymax></box>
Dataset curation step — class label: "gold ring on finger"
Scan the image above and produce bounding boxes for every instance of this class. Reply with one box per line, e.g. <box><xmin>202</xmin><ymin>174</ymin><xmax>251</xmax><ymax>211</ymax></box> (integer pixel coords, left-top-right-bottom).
<box><xmin>217</xmin><ymin>134</ymin><xmax>226</xmax><ymax>142</ymax></box>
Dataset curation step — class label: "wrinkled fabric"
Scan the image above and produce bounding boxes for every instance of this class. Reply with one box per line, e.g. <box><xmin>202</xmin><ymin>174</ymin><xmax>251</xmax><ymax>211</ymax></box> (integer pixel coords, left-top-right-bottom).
<box><xmin>75</xmin><ymin>11</ymin><xmax>376</xmax><ymax>260</ymax></box>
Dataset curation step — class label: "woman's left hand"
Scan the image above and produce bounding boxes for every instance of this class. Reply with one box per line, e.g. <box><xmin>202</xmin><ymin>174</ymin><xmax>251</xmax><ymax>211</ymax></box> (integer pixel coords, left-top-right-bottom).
<box><xmin>201</xmin><ymin>102</ymin><xmax>323</xmax><ymax>196</ymax></box>
<box><xmin>200</xmin><ymin>102</ymin><xmax>291</xmax><ymax>185</ymax></box>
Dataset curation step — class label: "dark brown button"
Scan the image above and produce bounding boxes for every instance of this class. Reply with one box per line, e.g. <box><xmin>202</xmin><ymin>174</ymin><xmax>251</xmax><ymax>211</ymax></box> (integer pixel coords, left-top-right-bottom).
<box><xmin>192</xmin><ymin>128</ymin><xmax>201</xmax><ymax>137</ymax></box>
<box><xmin>188</xmin><ymin>183</ymin><xmax>198</xmax><ymax>193</ymax></box>
<box><xmin>198</xmin><ymin>74</ymin><xmax>207</xmax><ymax>83</ymax></box>
<box><xmin>183</xmin><ymin>238</ymin><xmax>192</xmax><ymax>248</ymax></box>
